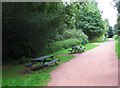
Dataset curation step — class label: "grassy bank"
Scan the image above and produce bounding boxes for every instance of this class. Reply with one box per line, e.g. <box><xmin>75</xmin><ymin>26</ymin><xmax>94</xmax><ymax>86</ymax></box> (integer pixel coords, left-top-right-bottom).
<box><xmin>2</xmin><ymin>42</ymin><xmax>100</xmax><ymax>86</ymax></box>
<box><xmin>115</xmin><ymin>37</ymin><xmax>120</xmax><ymax>59</ymax></box>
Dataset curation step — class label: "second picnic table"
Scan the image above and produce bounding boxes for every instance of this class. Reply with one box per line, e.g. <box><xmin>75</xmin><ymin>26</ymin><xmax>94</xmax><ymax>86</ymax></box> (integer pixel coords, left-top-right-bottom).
<box><xmin>68</xmin><ymin>45</ymin><xmax>85</xmax><ymax>53</ymax></box>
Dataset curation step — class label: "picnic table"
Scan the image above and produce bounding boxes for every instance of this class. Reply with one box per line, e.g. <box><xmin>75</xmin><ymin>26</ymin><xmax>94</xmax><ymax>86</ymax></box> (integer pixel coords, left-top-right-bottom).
<box><xmin>68</xmin><ymin>45</ymin><xmax>85</xmax><ymax>53</ymax></box>
<box><xmin>25</xmin><ymin>55</ymin><xmax>60</xmax><ymax>72</ymax></box>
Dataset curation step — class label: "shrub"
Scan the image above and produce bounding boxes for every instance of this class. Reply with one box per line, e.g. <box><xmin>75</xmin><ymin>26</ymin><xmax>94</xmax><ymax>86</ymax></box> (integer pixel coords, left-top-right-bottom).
<box><xmin>45</xmin><ymin>38</ymin><xmax>81</xmax><ymax>53</ymax></box>
<box><xmin>63</xmin><ymin>29</ymin><xmax>88</xmax><ymax>43</ymax></box>
<box><xmin>90</xmin><ymin>35</ymin><xmax>107</xmax><ymax>43</ymax></box>
<box><xmin>113</xmin><ymin>34</ymin><xmax>118</xmax><ymax>40</ymax></box>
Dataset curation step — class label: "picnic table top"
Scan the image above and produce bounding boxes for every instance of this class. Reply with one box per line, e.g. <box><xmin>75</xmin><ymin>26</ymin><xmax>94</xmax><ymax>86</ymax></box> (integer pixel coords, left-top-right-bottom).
<box><xmin>31</xmin><ymin>55</ymin><xmax>53</xmax><ymax>62</ymax></box>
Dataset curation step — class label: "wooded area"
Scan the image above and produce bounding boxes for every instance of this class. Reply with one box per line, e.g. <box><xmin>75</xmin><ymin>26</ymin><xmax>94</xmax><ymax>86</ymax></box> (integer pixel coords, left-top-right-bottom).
<box><xmin>2</xmin><ymin>2</ymin><xmax>112</xmax><ymax>63</ymax></box>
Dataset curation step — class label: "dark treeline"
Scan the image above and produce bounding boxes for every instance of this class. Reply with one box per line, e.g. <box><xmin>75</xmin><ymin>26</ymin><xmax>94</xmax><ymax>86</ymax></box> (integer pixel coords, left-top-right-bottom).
<box><xmin>2</xmin><ymin>2</ymin><xmax>108</xmax><ymax>63</ymax></box>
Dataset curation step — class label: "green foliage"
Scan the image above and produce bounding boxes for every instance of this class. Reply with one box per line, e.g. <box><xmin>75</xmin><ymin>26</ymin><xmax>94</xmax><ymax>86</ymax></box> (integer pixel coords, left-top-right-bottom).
<box><xmin>90</xmin><ymin>35</ymin><xmax>108</xmax><ymax>43</ymax></box>
<box><xmin>2</xmin><ymin>2</ymin><xmax>66</xmax><ymax>62</ymax></box>
<box><xmin>52</xmin><ymin>49</ymin><xmax>69</xmax><ymax>55</ymax></box>
<box><xmin>75</xmin><ymin>2</ymin><xmax>106</xmax><ymax>39</ymax></box>
<box><xmin>115</xmin><ymin>37</ymin><xmax>120</xmax><ymax>59</ymax></box>
<box><xmin>63</xmin><ymin>2</ymin><xmax>106</xmax><ymax>40</ymax></box>
<box><xmin>2</xmin><ymin>2</ymin><xmax>106</xmax><ymax>63</ymax></box>
<box><xmin>115</xmin><ymin>1</ymin><xmax>120</xmax><ymax>35</ymax></box>
<box><xmin>117</xmin><ymin>16</ymin><xmax>120</xmax><ymax>35</ymax></box>
<box><xmin>113</xmin><ymin>34</ymin><xmax>118</xmax><ymax>40</ymax></box>
<box><xmin>46</xmin><ymin>38</ymin><xmax>81</xmax><ymax>53</ymax></box>
<box><xmin>107</xmin><ymin>26</ymin><xmax>114</xmax><ymax>38</ymax></box>
<box><xmin>114</xmin><ymin>24</ymin><xmax>119</xmax><ymax>35</ymax></box>
<box><xmin>63</xmin><ymin>29</ymin><xmax>88</xmax><ymax>42</ymax></box>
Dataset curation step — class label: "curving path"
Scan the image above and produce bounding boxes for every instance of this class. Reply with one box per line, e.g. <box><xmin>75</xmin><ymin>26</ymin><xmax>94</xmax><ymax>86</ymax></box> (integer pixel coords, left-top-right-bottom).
<box><xmin>48</xmin><ymin>40</ymin><xmax>118</xmax><ymax>86</ymax></box>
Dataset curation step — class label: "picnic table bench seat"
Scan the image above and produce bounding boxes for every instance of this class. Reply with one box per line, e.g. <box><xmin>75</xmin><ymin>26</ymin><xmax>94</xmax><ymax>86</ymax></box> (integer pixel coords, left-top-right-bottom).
<box><xmin>43</xmin><ymin>59</ymin><xmax>60</xmax><ymax>67</ymax></box>
<box><xmin>25</xmin><ymin>55</ymin><xmax>60</xmax><ymax>72</ymax></box>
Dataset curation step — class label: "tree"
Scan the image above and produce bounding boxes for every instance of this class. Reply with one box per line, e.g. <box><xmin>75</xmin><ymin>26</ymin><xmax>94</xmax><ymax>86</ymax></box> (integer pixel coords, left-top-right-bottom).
<box><xmin>75</xmin><ymin>2</ymin><xmax>105</xmax><ymax>39</ymax></box>
<box><xmin>115</xmin><ymin>1</ymin><xmax>120</xmax><ymax>35</ymax></box>
<box><xmin>2</xmin><ymin>2</ymin><xmax>66</xmax><ymax>62</ymax></box>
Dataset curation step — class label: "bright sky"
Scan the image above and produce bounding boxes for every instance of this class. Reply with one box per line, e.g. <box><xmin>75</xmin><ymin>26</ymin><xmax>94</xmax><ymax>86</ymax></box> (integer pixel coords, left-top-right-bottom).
<box><xmin>96</xmin><ymin>0</ymin><xmax>118</xmax><ymax>27</ymax></box>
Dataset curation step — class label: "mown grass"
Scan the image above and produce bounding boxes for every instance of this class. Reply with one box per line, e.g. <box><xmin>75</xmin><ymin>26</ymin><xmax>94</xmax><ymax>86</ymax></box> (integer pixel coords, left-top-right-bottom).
<box><xmin>85</xmin><ymin>43</ymin><xmax>99</xmax><ymax>50</ymax></box>
<box><xmin>2</xmin><ymin>42</ymin><xmax>100</xmax><ymax>86</ymax></box>
<box><xmin>115</xmin><ymin>37</ymin><xmax>120</xmax><ymax>59</ymax></box>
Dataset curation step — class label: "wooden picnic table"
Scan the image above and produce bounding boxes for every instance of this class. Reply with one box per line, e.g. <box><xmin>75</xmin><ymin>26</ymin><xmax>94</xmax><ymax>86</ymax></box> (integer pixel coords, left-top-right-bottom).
<box><xmin>25</xmin><ymin>55</ymin><xmax>60</xmax><ymax>72</ymax></box>
<box><xmin>68</xmin><ymin>45</ymin><xmax>85</xmax><ymax>53</ymax></box>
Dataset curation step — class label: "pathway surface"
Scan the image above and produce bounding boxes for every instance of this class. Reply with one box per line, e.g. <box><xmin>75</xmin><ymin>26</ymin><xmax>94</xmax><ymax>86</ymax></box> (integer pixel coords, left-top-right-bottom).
<box><xmin>48</xmin><ymin>40</ymin><xmax>118</xmax><ymax>86</ymax></box>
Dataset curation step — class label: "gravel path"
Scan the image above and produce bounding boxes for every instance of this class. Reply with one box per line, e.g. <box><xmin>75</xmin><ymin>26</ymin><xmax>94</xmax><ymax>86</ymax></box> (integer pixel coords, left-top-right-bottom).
<box><xmin>48</xmin><ymin>40</ymin><xmax>118</xmax><ymax>86</ymax></box>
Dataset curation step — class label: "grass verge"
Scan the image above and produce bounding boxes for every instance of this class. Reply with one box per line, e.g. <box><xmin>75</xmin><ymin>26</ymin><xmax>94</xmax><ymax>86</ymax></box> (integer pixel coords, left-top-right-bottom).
<box><xmin>115</xmin><ymin>37</ymin><xmax>120</xmax><ymax>59</ymax></box>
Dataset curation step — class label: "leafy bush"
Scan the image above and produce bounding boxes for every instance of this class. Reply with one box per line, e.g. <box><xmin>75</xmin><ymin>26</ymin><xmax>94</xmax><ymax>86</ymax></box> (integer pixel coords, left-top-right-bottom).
<box><xmin>63</xmin><ymin>29</ymin><xmax>88</xmax><ymax>43</ymax></box>
<box><xmin>90</xmin><ymin>35</ymin><xmax>107</xmax><ymax>43</ymax></box>
<box><xmin>45</xmin><ymin>38</ymin><xmax>81</xmax><ymax>53</ymax></box>
<box><xmin>113</xmin><ymin>34</ymin><xmax>118</xmax><ymax>40</ymax></box>
<box><xmin>54</xmin><ymin>34</ymin><xmax>64</xmax><ymax>41</ymax></box>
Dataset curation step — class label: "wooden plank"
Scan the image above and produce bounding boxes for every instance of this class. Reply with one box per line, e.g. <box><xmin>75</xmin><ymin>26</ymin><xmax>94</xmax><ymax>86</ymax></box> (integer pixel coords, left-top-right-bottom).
<box><xmin>31</xmin><ymin>55</ymin><xmax>53</xmax><ymax>62</ymax></box>
<box><xmin>43</xmin><ymin>59</ymin><xmax>60</xmax><ymax>66</ymax></box>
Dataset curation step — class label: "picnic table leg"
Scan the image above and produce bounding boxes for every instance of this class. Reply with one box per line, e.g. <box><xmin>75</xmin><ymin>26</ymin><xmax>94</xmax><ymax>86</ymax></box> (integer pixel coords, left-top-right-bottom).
<box><xmin>55</xmin><ymin>62</ymin><xmax>58</xmax><ymax>65</ymax></box>
<box><xmin>43</xmin><ymin>60</ymin><xmax>46</xmax><ymax>64</ymax></box>
<box><xmin>51</xmin><ymin>56</ymin><xmax>57</xmax><ymax>65</ymax></box>
<box><xmin>78</xmin><ymin>49</ymin><xmax>80</xmax><ymax>52</ymax></box>
<box><xmin>82</xmin><ymin>49</ymin><xmax>84</xmax><ymax>52</ymax></box>
<box><xmin>51</xmin><ymin>56</ymin><xmax>54</xmax><ymax>60</ymax></box>
<box><xmin>75</xmin><ymin>49</ymin><xmax>77</xmax><ymax>53</ymax></box>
